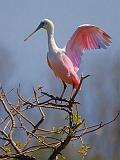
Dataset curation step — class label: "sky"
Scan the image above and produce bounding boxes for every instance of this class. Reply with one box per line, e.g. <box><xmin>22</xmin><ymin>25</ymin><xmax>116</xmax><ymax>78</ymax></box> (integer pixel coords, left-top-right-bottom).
<box><xmin>0</xmin><ymin>1</ymin><xmax>120</xmax><ymax>159</ymax></box>
<box><xmin>0</xmin><ymin>0</ymin><xmax>120</xmax><ymax>91</ymax></box>
<box><xmin>0</xmin><ymin>0</ymin><xmax>120</xmax><ymax>125</ymax></box>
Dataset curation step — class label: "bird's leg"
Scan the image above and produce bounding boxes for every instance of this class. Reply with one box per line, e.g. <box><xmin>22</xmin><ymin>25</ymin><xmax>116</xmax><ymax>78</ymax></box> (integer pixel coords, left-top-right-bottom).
<box><xmin>70</xmin><ymin>84</ymin><xmax>75</xmax><ymax>98</ymax></box>
<box><xmin>60</xmin><ymin>81</ymin><xmax>67</xmax><ymax>99</ymax></box>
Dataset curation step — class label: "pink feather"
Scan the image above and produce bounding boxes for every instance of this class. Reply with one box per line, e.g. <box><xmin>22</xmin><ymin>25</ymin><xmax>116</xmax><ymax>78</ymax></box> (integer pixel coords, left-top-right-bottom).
<box><xmin>65</xmin><ymin>24</ymin><xmax>112</xmax><ymax>72</ymax></box>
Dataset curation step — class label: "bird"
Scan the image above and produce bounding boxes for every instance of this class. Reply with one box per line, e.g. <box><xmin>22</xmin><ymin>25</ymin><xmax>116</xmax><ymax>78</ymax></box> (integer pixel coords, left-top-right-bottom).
<box><xmin>24</xmin><ymin>19</ymin><xmax>112</xmax><ymax>98</ymax></box>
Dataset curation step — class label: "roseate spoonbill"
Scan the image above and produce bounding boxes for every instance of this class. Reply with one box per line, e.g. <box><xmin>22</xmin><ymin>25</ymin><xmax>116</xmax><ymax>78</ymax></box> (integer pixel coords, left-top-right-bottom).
<box><xmin>24</xmin><ymin>19</ymin><xmax>112</xmax><ymax>98</ymax></box>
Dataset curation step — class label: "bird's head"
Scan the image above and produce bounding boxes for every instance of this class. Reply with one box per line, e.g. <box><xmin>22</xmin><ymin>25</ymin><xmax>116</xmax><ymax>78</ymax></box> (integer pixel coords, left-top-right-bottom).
<box><xmin>39</xmin><ymin>19</ymin><xmax>54</xmax><ymax>30</ymax></box>
<box><xmin>24</xmin><ymin>19</ymin><xmax>54</xmax><ymax>41</ymax></box>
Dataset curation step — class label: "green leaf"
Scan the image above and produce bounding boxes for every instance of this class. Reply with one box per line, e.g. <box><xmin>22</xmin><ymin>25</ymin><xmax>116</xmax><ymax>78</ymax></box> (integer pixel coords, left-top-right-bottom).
<box><xmin>65</xmin><ymin>115</ymin><xmax>69</xmax><ymax>120</ymax></box>
<box><xmin>38</xmin><ymin>136</ymin><xmax>45</xmax><ymax>142</ymax></box>
<box><xmin>78</xmin><ymin>149</ymin><xmax>86</xmax><ymax>155</ymax></box>
<box><xmin>73</xmin><ymin>113</ymin><xmax>81</xmax><ymax>125</ymax></box>
<box><xmin>3</xmin><ymin>147</ymin><xmax>11</xmax><ymax>153</ymax></box>
<box><xmin>78</xmin><ymin>145</ymin><xmax>91</xmax><ymax>156</ymax></box>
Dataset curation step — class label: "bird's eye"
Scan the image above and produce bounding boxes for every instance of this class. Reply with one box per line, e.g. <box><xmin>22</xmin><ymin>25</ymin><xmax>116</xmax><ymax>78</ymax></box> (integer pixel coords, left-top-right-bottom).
<box><xmin>41</xmin><ymin>22</ymin><xmax>45</xmax><ymax>26</ymax></box>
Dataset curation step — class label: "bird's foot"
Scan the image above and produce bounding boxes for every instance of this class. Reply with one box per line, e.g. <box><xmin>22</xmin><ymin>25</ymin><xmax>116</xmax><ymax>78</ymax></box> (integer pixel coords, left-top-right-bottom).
<box><xmin>59</xmin><ymin>96</ymin><xmax>63</xmax><ymax>103</ymax></box>
<box><xmin>55</xmin><ymin>96</ymin><xmax>63</xmax><ymax>103</ymax></box>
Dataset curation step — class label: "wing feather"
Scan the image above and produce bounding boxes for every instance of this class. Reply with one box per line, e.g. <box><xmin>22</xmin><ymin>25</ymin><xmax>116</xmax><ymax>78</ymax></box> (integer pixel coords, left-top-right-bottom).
<box><xmin>65</xmin><ymin>24</ymin><xmax>112</xmax><ymax>72</ymax></box>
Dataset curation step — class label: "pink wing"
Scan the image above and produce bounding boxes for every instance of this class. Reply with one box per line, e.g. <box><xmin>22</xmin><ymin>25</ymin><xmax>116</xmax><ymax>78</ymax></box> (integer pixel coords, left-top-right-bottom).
<box><xmin>65</xmin><ymin>24</ymin><xmax>112</xmax><ymax>72</ymax></box>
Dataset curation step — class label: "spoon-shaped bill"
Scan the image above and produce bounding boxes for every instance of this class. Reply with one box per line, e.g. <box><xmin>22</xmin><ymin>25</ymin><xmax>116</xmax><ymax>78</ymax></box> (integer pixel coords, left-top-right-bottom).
<box><xmin>24</xmin><ymin>30</ymin><xmax>37</xmax><ymax>41</ymax></box>
<box><xmin>24</xmin><ymin>23</ymin><xmax>42</xmax><ymax>41</ymax></box>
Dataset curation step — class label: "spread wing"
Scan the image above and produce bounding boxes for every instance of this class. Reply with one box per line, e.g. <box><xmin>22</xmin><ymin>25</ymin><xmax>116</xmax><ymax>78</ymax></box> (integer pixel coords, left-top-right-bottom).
<box><xmin>65</xmin><ymin>24</ymin><xmax>112</xmax><ymax>72</ymax></box>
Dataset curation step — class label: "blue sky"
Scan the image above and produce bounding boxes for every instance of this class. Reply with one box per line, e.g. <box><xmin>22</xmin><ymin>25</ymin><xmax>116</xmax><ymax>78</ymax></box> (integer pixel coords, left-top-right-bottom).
<box><xmin>0</xmin><ymin>0</ymin><xmax>120</xmax><ymax>91</ymax></box>
<box><xmin>0</xmin><ymin>0</ymin><xmax>120</xmax><ymax>118</ymax></box>
<box><xmin>0</xmin><ymin>0</ymin><xmax>120</xmax><ymax>117</ymax></box>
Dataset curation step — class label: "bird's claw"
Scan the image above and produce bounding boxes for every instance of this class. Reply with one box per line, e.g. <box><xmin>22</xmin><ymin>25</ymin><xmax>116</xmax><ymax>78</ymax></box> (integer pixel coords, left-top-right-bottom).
<box><xmin>54</xmin><ymin>96</ymin><xmax>63</xmax><ymax>103</ymax></box>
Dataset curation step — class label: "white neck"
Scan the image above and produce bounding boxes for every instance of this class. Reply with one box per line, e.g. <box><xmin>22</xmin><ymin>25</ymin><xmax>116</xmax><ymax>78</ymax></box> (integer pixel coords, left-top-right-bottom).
<box><xmin>47</xmin><ymin>28</ymin><xmax>58</xmax><ymax>52</ymax></box>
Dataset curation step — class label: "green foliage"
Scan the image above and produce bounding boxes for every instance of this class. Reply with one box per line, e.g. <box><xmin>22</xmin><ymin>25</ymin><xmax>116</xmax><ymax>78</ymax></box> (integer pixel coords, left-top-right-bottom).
<box><xmin>78</xmin><ymin>144</ymin><xmax>91</xmax><ymax>157</ymax></box>
<box><xmin>3</xmin><ymin>146</ymin><xmax>11</xmax><ymax>153</ymax></box>
<box><xmin>65</xmin><ymin>113</ymin><xmax>81</xmax><ymax>125</ymax></box>
<box><xmin>51</xmin><ymin>126</ymin><xmax>69</xmax><ymax>135</ymax></box>
<box><xmin>73</xmin><ymin>113</ymin><xmax>81</xmax><ymax>125</ymax></box>
<box><xmin>38</xmin><ymin>136</ymin><xmax>45</xmax><ymax>143</ymax></box>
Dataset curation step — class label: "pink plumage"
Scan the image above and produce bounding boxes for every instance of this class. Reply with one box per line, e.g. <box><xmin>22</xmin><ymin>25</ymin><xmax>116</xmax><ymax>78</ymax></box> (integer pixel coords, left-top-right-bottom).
<box><xmin>65</xmin><ymin>24</ymin><xmax>112</xmax><ymax>73</ymax></box>
<box><xmin>47</xmin><ymin>53</ymin><xmax>80</xmax><ymax>89</ymax></box>
<box><xmin>24</xmin><ymin>19</ymin><xmax>112</xmax><ymax>97</ymax></box>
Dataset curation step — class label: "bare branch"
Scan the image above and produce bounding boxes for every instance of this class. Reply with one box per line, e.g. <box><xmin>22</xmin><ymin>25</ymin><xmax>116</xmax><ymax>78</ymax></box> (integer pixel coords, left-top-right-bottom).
<box><xmin>0</xmin><ymin>76</ymin><xmax>119</xmax><ymax>160</ymax></box>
